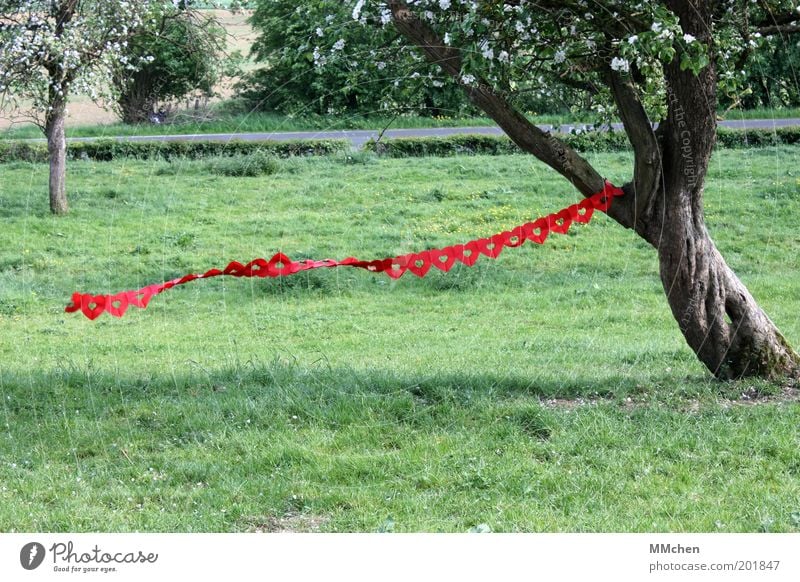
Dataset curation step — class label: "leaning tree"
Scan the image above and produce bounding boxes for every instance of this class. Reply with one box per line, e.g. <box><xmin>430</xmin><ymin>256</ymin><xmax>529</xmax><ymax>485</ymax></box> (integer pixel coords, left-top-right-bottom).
<box><xmin>0</xmin><ymin>1</ymin><xmax>161</xmax><ymax>214</ymax></box>
<box><xmin>329</xmin><ymin>0</ymin><xmax>800</xmax><ymax>380</ymax></box>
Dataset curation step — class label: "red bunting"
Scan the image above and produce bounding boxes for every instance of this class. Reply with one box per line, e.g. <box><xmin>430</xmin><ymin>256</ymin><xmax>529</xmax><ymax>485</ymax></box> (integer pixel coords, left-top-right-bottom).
<box><xmin>65</xmin><ymin>181</ymin><xmax>624</xmax><ymax>320</ymax></box>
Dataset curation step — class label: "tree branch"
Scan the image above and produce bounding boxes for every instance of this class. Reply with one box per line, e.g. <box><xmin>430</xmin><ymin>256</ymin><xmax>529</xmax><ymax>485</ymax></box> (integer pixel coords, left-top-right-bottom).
<box><xmin>607</xmin><ymin>70</ymin><xmax>662</xmax><ymax>232</ymax></box>
<box><xmin>387</xmin><ymin>0</ymin><xmax>636</xmax><ymax>230</ymax></box>
<box><xmin>757</xmin><ymin>23</ymin><xmax>800</xmax><ymax>35</ymax></box>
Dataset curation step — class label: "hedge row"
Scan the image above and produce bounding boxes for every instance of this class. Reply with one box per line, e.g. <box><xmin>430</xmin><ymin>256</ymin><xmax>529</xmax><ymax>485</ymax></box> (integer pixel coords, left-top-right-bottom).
<box><xmin>365</xmin><ymin>126</ymin><xmax>800</xmax><ymax>157</ymax></box>
<box><xmin>1</xmin><ymin>127</ymin><xmax>798</xmax><ymax>163</ymax></box>
<box><xmin>0</xmin><ymin>138</ymin><xmax>350</xmax><ymax>163</ymax></box>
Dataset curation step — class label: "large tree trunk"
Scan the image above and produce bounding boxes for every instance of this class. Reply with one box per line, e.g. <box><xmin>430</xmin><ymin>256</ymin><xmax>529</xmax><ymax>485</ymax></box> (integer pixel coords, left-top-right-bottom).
<box><xmin>389</xmin><ymin>0</ymin><xmax>800</xmax><ymax>381</ymax></box>
<box><xmin>45</xmin><ymin>102</ymin><xmax>69</xmax><ymax>215</ymax></box>
<box><xmin>650</xmin><ymin>1</ymin><xmax>799</xmax><ymax>379</ymax></box>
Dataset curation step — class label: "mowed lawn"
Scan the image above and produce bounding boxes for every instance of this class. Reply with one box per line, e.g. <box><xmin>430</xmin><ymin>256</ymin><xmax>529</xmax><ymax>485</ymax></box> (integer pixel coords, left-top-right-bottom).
<box><xmin>0</xmin><ymin>147</ymin><xmax>798</xmax><ymax>532</ymax></box>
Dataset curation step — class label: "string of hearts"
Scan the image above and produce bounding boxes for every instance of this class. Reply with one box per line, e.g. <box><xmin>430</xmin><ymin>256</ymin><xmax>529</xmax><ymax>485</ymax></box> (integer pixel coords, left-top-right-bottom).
<box><xmin>66</xmin><ymin>181</ymin><xmax>625</xmax><ymax>320</ymax></box>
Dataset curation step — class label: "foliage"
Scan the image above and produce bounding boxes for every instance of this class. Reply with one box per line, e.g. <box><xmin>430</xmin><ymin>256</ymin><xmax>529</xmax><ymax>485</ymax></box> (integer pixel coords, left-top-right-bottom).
<box><xmin>0</xmin><ymin>138</ymin><xmax>350</xmax><ymax>163</ymax></box>
<box><xmin>113</xmin><ymin>6</ymin><xmax>232</xmax><ymax>124</ymax></box>
<box><xmin>732</xmin><ymin>36</ymin><xmax>800</xmax><ymax>109</ymax></box>
<box><xmin>205</xmin><ymin>151</ymin><xmax>281</xmax><ymax>176</ymax></box>
<box><xmin>238</xmin><ymin>0</ymin><xmax>472</xmax><ymax>116</ymax></box>
<box><xmin>327</xmin><ymin>1</ymin><xmax>800</xmax><ymax>125</ymax></box>
<box><xmin>364</xmin><ymin>127</ymin><xmax>800</xmax><ymax>157</ymax></box>
<box><xmin>2</xmin><ymin>128</ymin><xmax>799</xmax><ymax>165</ymax></box>
<box><xmin>0</xmin><ymin>148</ymin><xmax>798</xmax><ymax>531</ymax></box>
<box><xmin>0</xmin><ymin>0</ymin><xmax>161</xmax><ymax>127</ymax></box>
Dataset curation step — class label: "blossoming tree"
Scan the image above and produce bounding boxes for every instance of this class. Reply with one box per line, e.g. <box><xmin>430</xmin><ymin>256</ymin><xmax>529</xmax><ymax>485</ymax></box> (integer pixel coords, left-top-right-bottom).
<box><xmin>334</xmin><ymin>0</ymin><xmax>800</xmax><ymax>380</ymax></box>
<box><xmin>0</xmin><ymin>1</ymin><xmax>162</xmax><ymax>214</ymax></box>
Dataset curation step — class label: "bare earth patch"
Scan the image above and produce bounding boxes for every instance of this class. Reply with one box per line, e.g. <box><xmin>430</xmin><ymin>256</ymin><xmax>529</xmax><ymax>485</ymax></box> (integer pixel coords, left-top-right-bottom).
<box><xmin>243</xmin><ymin>512</ymin><xmax>329</xmax><ymax>533</ymax></box>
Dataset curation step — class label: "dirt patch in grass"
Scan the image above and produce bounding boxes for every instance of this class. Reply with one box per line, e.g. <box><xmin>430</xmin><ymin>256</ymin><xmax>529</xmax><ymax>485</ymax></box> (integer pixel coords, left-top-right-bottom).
<box><xmin>242</xmin><ymin>512</ymin><xmax>329</xmax><ymax>533</ymax></box>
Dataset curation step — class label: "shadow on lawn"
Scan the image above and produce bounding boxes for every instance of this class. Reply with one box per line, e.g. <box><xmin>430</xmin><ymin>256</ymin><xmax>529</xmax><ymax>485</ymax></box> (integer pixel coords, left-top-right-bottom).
<box><xmin>0</xmin><ymin>356</ymin><xmax>750</xmax><ymax>415</ymax></box>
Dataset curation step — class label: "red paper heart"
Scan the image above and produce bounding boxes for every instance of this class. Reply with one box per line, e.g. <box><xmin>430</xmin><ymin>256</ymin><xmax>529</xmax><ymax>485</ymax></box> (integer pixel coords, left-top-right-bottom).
<box><xmin>458</xmin><ymin>241</ymin><xmax>481</xmax><ymax>266</ymax></box>
<box><xmin>407</xmin><ymin>251</ymin><xmax>432</xmax><ymax>277</ymax></box>
<box><xmin>244</xmin><ymin>258</ymin><xmax>269</xmax><ymax>277</ymax></box>
<box><xmin>80</xmin><ymin>294</ymin><xmax>107</xmax><ymax>320</ymax></box>
<box><xmin>223</xmin><ymin>261</ymin><xmax>247</xmax><ymax>277</ymax></box>
<box><xmin>523</xmin><ymin>218</ymin><xmax>549</xmax><ymax>244</ymax></box>
<box><xmin>548</xmin><ymin>208</ymin><xmax>573</xmax><ymax>235</ymax></box>
<box><xmin>574</xmin><ymin>199</ymin><xmax>595</xmax><ymax>223</ymax></box>
<box><xmin>499</xmin><ymin>227</ymin><xmax>526</xmax><ymax>248</ymax></box>
<box><xmin>385</xmin><ymin>255</ymin><xmax>408</xmax><ymax>279</ymax></box>
<box><xmin>430</xmin><ymin>247</ymin><xmax>457</xmax><ymax>272</ymax></box>
<box><xmin>591</xmin><ymin>192</ymin><xmax>612</xmax><ymax>212</ymax></box>
<box><xmin>267</xmin><ymin>253</ymin><xmax>294</xmax><ymax>277</ymax></box>
<box><xmin>65</xmin><ymin>293</ymin><xmax>82</xmax><ymax>313</ymax></box>
<box><xmin>471</xmin><ymin>237</ymin><xmax>502</xmax><ymax>259</ymax></box>
<box><xmin>105</xmin><ymin>293</ymin><xmax>129</xmax><ymax>318</ymax></box>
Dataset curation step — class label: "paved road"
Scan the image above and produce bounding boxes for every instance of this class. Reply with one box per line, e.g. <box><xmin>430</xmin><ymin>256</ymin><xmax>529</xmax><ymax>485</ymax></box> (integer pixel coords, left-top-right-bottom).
<box><xmin>42</xmin><ymin>117</ymin><xmax>800</xmax><ymax>149</ymax></box>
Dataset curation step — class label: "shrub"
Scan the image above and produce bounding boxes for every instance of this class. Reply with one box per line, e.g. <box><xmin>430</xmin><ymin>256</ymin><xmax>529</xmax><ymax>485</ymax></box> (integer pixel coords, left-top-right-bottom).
<box><xmin>364</xmin><ymin>127</ymin><xmax>800</xmax><ymax>157</ymax></box>
<box><xmin>0</xmin><ymin>138</ymin><xmax>350</xmax><ymax>164</ymax></box>
<box><xmin>206</xmin><ymin>151</ymin><xmax>281</xmax><ymax>177</ymax></box>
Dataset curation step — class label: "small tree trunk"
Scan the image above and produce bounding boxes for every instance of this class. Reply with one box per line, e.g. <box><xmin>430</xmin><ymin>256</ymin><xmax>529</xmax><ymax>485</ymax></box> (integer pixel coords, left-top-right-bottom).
<box><xmin>45</xmin><ymin>103</ymin><xmax>68</xmax><ymax>215</ymax></box>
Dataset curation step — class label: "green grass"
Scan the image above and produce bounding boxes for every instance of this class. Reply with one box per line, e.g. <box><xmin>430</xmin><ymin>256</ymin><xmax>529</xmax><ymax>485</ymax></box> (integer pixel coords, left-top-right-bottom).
<box><xmin>0</xmin><ymin>147</ymin><xmax>799</xmax><ymax>532</ymax></box>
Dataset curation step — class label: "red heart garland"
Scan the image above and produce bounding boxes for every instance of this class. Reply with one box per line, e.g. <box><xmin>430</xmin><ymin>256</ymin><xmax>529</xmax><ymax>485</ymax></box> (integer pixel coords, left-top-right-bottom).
<box><xmin>66</xmin><ymin>181</ymin><xmax>623</xmax><ymax>319</ymax></box>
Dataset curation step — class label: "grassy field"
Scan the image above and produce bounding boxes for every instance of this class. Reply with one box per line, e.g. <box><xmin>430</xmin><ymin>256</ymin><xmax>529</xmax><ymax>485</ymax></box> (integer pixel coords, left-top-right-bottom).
<box><xmin>0</xmin><ymin>147</ymin><xmax>798</xmax><ymax>532</ymax></box>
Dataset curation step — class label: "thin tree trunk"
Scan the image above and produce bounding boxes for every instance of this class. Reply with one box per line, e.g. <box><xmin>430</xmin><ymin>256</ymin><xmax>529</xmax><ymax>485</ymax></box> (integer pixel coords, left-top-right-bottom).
<box><xmin>45</xmin><ymin>102</ymin><xmax>68</xmax><ymax>215</ymax></box>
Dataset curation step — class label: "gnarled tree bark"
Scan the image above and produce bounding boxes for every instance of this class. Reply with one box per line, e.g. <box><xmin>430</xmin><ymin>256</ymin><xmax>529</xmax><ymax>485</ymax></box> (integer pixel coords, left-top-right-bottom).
<box><xmin>388</xmin><ymin>0</ymin><xmax>799</xmax><ymax>380</ymax></box>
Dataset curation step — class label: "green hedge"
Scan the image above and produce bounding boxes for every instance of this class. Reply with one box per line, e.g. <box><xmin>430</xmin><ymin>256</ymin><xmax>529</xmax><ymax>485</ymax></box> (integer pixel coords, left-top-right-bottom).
<box><xmin>365</xmin><ymin>126</ymin><xmax>800</xmax><ymax>157</ymax></box>
<box><xmin>0</xmin><ymin>138</ymin><xmax>350</xmax><ymax>163</ymax></box>
<box><xmin>1</xmin><ymin>127</ymin><xmax>799</xmax><ymax>164</ymax></box>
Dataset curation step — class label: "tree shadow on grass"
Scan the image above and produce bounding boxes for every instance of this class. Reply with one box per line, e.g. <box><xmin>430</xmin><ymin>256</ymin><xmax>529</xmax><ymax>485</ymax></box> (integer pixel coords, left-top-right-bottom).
<box><xmin>0</xmin><ymin>356</ymin><xmax>756</xmax><ymax>420</ymax></box>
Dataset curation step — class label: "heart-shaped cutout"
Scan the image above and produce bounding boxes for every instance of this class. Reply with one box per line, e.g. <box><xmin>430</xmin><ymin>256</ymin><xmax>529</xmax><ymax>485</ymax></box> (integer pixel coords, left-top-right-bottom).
<box><xmin>523</xmin><ymin>218</ymin><xmax>549</xmax><ymax>244</ymax></box>
<box><xmin>80</xmin><ymin>294</ymin><xmax>107</xmax><ymax>320</ymax></box>
<box><xmin>385</xmin><ymin>255</ymin><xmax>408</xmax><ymax>279</ymax></box>
<box><xmin>244</xmin><ymin>258</ymin><xmax>269</xmax><ymax>278</ymax></box>
<box><xmin>500</xmin><ymin>227</ymin><xmax>526</xmax><ymax>248</ymax></box>
<box><xmin>457</xmin><ymin>241</ymin><xmax>481</xmax><ymax>267</ymax></box>
<box><xmin>574</xmin><ymin>199</ymin><xmax>595</xmax><ymax>223</ymax></box>
<box><xmin>431</xmin><ymin>247</ymin><xmax>457</xmax><ymax>272</ymax></box>
<box><xmin>407</xmin><ymin>251</ymin><xmax>432</xmax><ymax>277</ymax></box>
<box><xmin>548</xmin><ymin>208</ymin><xmax>573</xmax><ymax>234</ymax></box>
<box><xmin>105</xmin><ymin>293</ymin><xmax>129</xmax><ymax>318</ymax></box>
<box><xmin>223</xmin><ymin>260</ymin><xmax>247</xmax><ymax>277</ymax></box>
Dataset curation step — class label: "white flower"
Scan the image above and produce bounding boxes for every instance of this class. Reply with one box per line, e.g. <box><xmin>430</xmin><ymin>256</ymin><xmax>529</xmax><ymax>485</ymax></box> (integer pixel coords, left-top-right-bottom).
<box><xmin>439</xmin><ymin>0</ymin><xmax>452</xmax><ymax>9</ymax></box>
<box><xmin>461</xmin><ymin>73</ymin><xmax>476</xmax><ymax>85</ymax></box>
<box><xmin>554</xmin><ymin>50</ymin><xmax>566</xmax><ymax>64</ymax></box>
<box><xmin>316</xmin><ymin>27</ymin><xmax>324</xmax><ymax>37</ymax></box>
<box><xmin>683</xmin><ymin>34</ymin><xmax>696</xmax><ymax>43</ymax></box>
<box><xmin>651</xmin><ymin>22</ymin><xmax>663</xmax><ymax>33</ymax></box>
<box><xmin>352</xmin><ymin>0</ymin><xmax>366</xmax><ymax>21</ymax></box>
<box><xmin>444</xmin><ymin>33</ymin><xmax>451</xmax><ymax>45</ymax></box>
<box><xmin>628</xmin><ymin>35</ymin><xmax>638</xmax><ymax>45</ymax></box>
<box><xmin>610</xmin><ymin>56</ymin><xmax>630</xmax><ymax>73</ymax></box>
<box><xmin>332</xmin><ymin>39</ymin><xmax>345</xmax><ymax>51</ymax></box>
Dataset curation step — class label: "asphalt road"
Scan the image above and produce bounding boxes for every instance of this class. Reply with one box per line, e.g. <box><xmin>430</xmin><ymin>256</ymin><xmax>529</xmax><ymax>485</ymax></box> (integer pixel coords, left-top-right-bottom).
<box><xmin>53</xmin><ymin>117</ymin><xmax>800</xmax><ymax>149</ymax></box>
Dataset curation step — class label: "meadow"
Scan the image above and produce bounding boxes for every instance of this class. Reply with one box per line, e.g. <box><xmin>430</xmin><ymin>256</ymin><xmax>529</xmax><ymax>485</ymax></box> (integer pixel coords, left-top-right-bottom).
<box><xmin>0</xmin><ymin>146</ymin><xmax>798</xmax><ymax>532</ymax></box>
